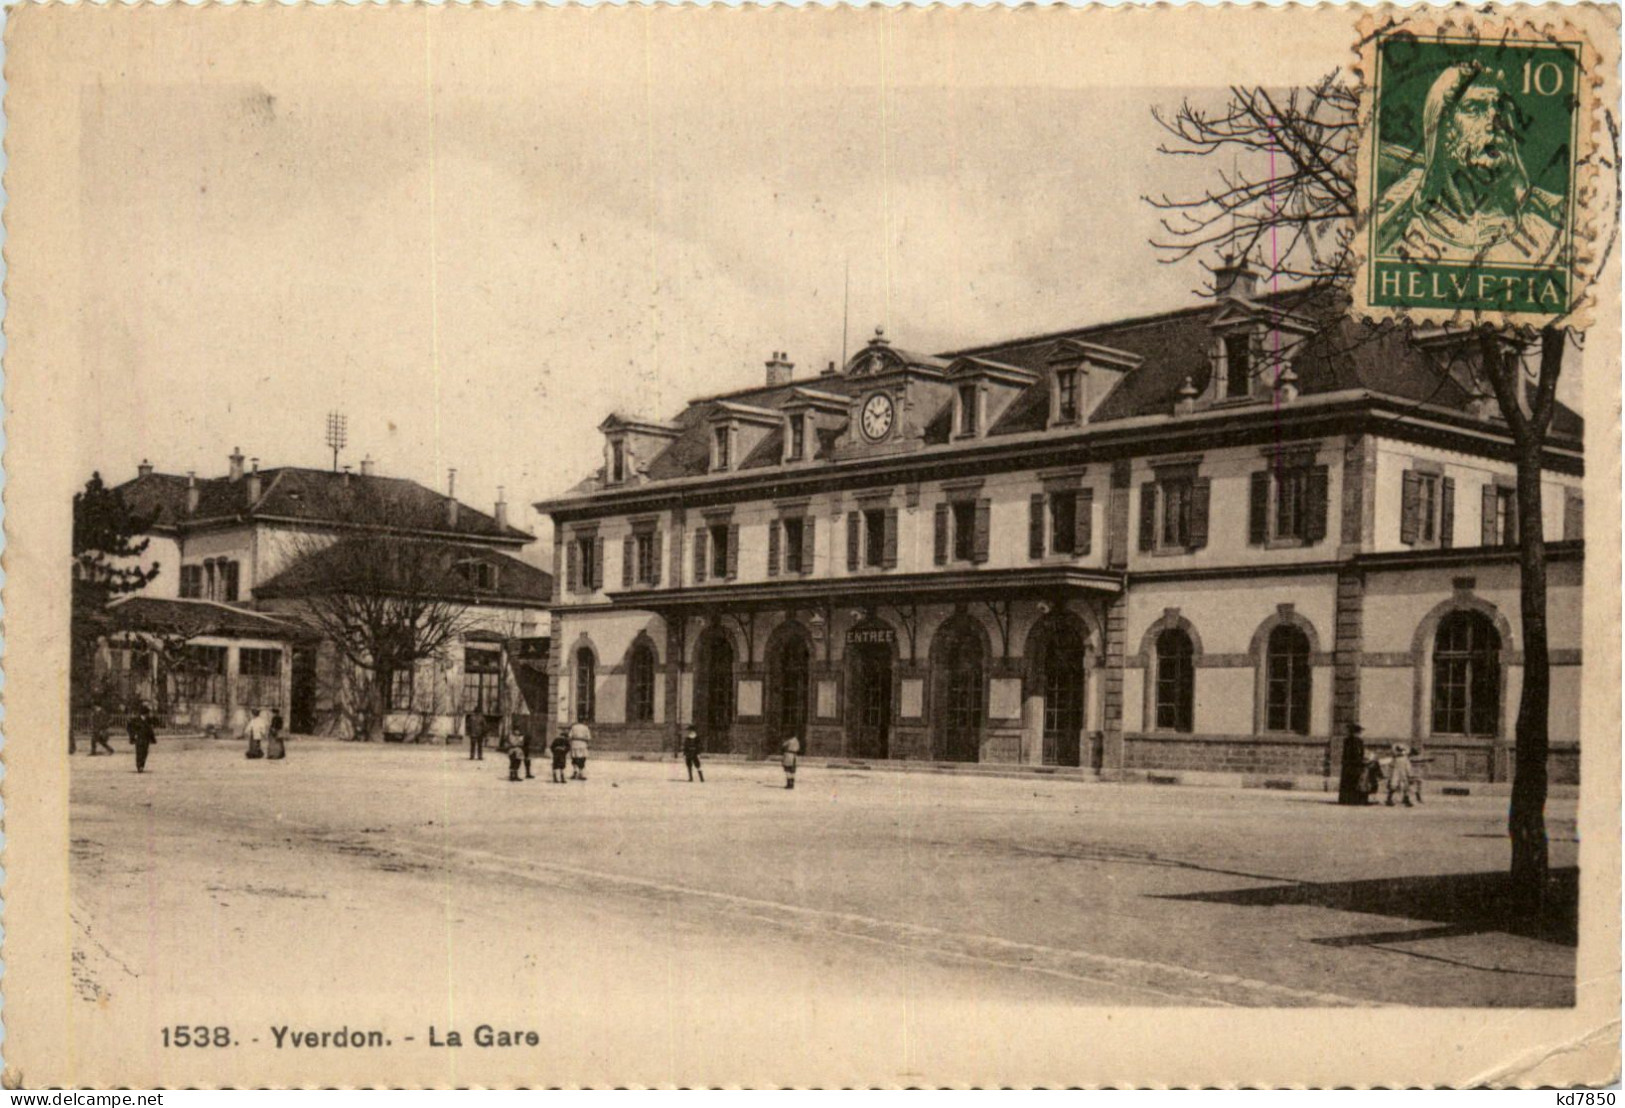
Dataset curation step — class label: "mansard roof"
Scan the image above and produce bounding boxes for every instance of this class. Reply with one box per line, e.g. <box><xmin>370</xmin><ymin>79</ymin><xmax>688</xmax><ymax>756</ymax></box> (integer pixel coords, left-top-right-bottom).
<box><xmin>560</xmin><ymin>288</ymin><xmax>1582</xmax><ymax>492</ymax></box>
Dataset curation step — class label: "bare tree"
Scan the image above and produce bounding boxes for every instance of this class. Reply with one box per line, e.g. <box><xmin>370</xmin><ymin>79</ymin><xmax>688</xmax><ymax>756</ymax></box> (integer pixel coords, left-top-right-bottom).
<box><xmin>1147</xmin><ymin>73</ymin><xmax>1580</xmax><ymax>911</ymax></box>
<box><xmin>275</xmin><ymin>532</ymin><xmax>478</xmax><ymax>742</ymax></box>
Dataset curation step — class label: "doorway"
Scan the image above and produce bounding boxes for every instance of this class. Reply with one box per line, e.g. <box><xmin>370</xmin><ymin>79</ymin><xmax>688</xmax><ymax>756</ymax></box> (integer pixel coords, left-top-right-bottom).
<box><xmin>693</xmin><ymin>629</ymin><xmax>735</xmax><ymax>753</ymax></box>
<box><xmin>847</xmin><ymin>642</ymin><xmax>892</xmax><ymax>759</ymax></box>
<box><xmin>1041</xmin><ymin>622</ymin><xmax>1086</xmax><ymax>767</ymax></box>
<box><xmin>769</xmin><ymin>631</ymin><xmax>811</xmax><ymax>749</ymax></box>
<box><xmin>934</xmin><ymin>619</ymin><xmax>984</xmax><ymax>763</ymax></box>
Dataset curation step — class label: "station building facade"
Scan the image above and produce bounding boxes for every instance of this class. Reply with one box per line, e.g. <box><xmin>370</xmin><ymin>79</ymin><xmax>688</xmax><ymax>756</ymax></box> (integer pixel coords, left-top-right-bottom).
<box><xmin>537</xmin><ymin>270</ymin><xmax>1585</xmax><ymax>784</ymax></box>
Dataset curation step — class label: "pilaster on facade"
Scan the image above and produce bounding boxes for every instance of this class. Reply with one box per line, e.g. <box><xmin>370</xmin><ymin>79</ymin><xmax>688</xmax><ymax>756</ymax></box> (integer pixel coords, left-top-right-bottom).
<box><xmin>1101</xmin><ymin>592</ymin><xmax>1127</xmax><ymax>779</ymax></box>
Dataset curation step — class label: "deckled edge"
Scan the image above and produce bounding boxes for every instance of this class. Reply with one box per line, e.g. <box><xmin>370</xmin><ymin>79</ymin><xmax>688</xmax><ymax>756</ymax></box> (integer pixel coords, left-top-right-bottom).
<box><xmin>1349</xmin><ymin>4</ymin><xmax>1616</xmax><ymax>333</ymax></box>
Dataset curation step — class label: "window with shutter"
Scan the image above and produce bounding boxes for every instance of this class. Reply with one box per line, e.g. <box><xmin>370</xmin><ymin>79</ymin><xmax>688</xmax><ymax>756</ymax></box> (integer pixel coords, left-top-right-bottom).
<box><xmin>972</xmin><ymin>499</ymin><xmax>992</xmax><ymax>563</ymax></box>
<box><xmin>863</xmin><ymin>509</ymin><xmax>887</xmax><ymax>568</ymax></box>
<box><xmin>1439</xmin><ymin>477</ymin><xmax>1454</xmax><ymax>549</ymax></box>
<box><xmin>1029</xmin><ymin>494</ymin><xmax>1046</xmax><ymax>559</ymax></box>
<box><xmin>1050</xmin><ymin>491</ymin><xmax>1076</xmax><ymax>555</ymax></box>
<box><xmin>726</xmin><ymin>523</ymin><xmax>740</xmax><ymax>579</ymax></box>
<box><xmin>801</xmin><ymin>516</ymin><xmax>816</xmax><ymax>575</ymax></box>
<box><xmin>651</xmin><ymin>531</ymin><xmax>663</xmax><ymax>586</ymax></box>
<box><xmin>767</xmin><ymin>520</ymin><xmax>781</xmax><ymax>577</ymax></box>
<box><xmin>1304</xmin><ymin>465</ymin><xmax>1329</xmax><ymax>544</ymax></box>
<box><xmin>1400</xmin><ymin>471</ymin><xmax>1422</xmax><ymax>544</ymax></box>
<box><xmin>882</xmin><ymin>507</ymin><xmax>899</xmax><ymax>569</ymax></box>
<box><xmin>848</xmin><ymin>512</ymin><xmax>861</xmax><ymax>571</ymax></box>
<box><xmin>710</xmin><ymin>523</ymin><xmax>730</xmax><ymax>579</ymax></box>
<box><xmin>694</xmin><ymin>529</ymin><xmax>708</xmax><ymax>583</ymax></box>
<box><xmin>1188</xmin><ymin>478</ymin><xmax>1210</xmax><ymax>549</ymax></box>
<box><xmin>934</xmin><ymin>504</ymin><xmax>950</xmax><ymax>565</ymax></box>
<box><xmin>1139</xmin><ymin>482</ymin><xmax>1157</xmax><ymax>551</ymax></box>
<box><xmin>593</xmin><ymin>537</ymin><xmax>605</xmax><ymax>590</ymax></box>
<box><xmin>566</xmin><ymin>539</ymin><xmax>579</xmax><ymax>593</ymax></box>
<box><xmin>623</xmin><ymin>536</ymin><xmax>636</xmax><ymax>588</ymax></box>
<box><xmin>1249</xmin><ymin>471</ymin><xmax>1270</xmax><ymax>545</ymax></box>
<box><xmin>782</xmin><ymin>517</ymin><xmax>805</xmax><ymax>575</ymax></box>
<box><xmin>951</xmin><ymin>501</ymin><xmax>976</xmax><ymax>562</ymax></box>
<box><xmin>1075</xmin><ymin>488</ymin><xmax>1093</xmax><ymax>555</ymax></box>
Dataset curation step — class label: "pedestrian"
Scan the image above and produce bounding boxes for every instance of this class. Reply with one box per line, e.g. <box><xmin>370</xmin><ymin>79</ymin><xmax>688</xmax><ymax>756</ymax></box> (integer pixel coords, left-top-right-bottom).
<box><xmin>90</xmin><ymin>701</ymin><xmax>116</xmax><ymax>757</ymax></box>
<box><xmin>568</xmin><ymin>720</ymin><xmax>591</xmax><ymax>781</ymax></box>
<box><xmin>507</xmin><ymin>736</ymin><xmax>525</xmax><ymax>782</ymax></box>
<box><xmin>781</xmin><ymin>733</ymin><xmax>800</xmax><ymax>790</ymax></box>
<box><xmin>127</xmin><ymin>702</ymin><xmax>156</xmax><ymax>773</ymax></box>
<box><xmin>466</xmin><ymin>713</ymin><xmax>486</xmax><ymax>761</ymax></box>
<box><xmin>1336</xmin><ymin>722</ymin><xmax>1368</xmax><ymax>806</ymax></box>
<box><xmin>514</xmin><ymin>727</ymin><xmax>534</xmax><ymax>779</ymax></box>
<box><xmin>681</xmin><ymin>724</ymin><xmax>704</xmax><ymax>783</ymax></box>
<box><xmin>243</xmin><ymin>708</ymin><xmax>269</xmax><ymax>760</ymax></box>
<box><xmin>1406</xmin><ymin>745</ymin><xmax>1430</xmax><ymax>805</ymax></box>
<box><xmin>266</xmin><ymin>710</ymin><xmax>287</xmax><ymax>761</ymax></box>
<box><xmin>550</xmin><ymin>730</ymin><xmax>571</xmax><ymax>784</ymax></box>
<box><xmin>1360</xmin><ymin>750</ymin><xmax>1384</xmax><ymax>803</ymax></box>
<box><xmin>1385</xmin><ymin>742</ymin><xmax>1413</xmax><ymax>808</ymax></box>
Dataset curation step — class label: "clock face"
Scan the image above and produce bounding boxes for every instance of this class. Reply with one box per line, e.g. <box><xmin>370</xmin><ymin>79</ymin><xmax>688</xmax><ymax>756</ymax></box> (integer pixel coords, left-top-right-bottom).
<box><xmin>860</xmin><ymin>392</ymin><xmax>895</xmax><ymax>441</ymax></box>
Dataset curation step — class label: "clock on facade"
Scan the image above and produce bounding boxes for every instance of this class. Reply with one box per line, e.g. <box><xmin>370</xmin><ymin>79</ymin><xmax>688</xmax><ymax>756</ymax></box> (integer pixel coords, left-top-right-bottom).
<box><xmin>860</xmin><ymin>392</ymin><xmax>895</xmax><ymax>441</ymax></box>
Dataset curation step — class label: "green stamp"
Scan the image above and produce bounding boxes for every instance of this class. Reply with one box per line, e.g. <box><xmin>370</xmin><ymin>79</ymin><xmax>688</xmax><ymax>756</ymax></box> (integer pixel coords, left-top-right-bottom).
<box><xmin>1363</xmin><ymin>28</ymin><xmax>1584</xmax><ymax>318</ymax></box>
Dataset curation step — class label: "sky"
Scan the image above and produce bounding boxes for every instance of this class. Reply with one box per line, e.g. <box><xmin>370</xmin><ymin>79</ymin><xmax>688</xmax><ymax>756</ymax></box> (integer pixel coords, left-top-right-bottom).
<box><xmin>66</xmin><ymin>8</ymin><xmax>1387</xmax><ymax>557</ymax></box>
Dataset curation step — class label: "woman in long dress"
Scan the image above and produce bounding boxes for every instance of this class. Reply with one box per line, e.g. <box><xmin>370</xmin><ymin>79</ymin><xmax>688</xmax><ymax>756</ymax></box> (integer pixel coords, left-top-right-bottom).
<box><xmin>266</xmin><ymin>710</ymin><xmax>286</xmax><ymax>760</ymax></box>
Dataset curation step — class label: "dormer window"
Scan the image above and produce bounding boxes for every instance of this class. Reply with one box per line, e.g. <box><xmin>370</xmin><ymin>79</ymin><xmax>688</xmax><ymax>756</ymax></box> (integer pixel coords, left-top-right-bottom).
<box><xmin>611</xmin><ymin>440</ymin><xmax>626</xmax><ymax>483</ymax></box>
<box><xmin>789</xmin><ymin>415</ymin><xmax>806</xmax><ymax>461</ymax></box>
<box><xmin>1057</xmin><ymin>369</ymin><xmax>1080</xmax><ymax>423</ymax></box>
<box><xmin>456</xmin><ymin>559</ymin><xmax>497</xmax><ymax>591</ymax></box>
<box><xmin>714</xmin><ymin>426</ymin><xmax>732</xmax><ymax>470</ymax></box>
<box><xmin>1223</xmin><ymin>333</ymin><xmax>1253</xmax><ymax>399</ymax></box>
<box><xmin>957</xmin><ymin>384</ymin><xmax>979</xmax><ymax>436</ymax></box>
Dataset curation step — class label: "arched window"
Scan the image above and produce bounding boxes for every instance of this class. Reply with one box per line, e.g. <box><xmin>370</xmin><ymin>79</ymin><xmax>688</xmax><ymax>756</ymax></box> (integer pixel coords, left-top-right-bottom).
<box><xmin>627</xmin><ymin>642</ymin><xmax>656</xmax><ymax>723</ymax></box>
<box><xmin>1432</xmin><ymin>611</ymin><xmax>1500</xmax><ymax>736</ymax></box>
<box><xmin>1154</xmin><ymin>629</ymin><xmax>1195</xmax><ymax>733</ymax></box>
<box><xmin>574</xmin><ymin>647</ymin><xmax>596</xmax><ymax>723</ymax></box>
<box><xmin>1264</xmin><ymin>625</ymin><xmax>1312</xmax><ymax>735</ymax></box>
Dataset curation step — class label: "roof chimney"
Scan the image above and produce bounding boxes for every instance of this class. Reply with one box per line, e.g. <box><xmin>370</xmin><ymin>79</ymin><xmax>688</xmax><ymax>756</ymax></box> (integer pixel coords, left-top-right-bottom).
<box><xmin>821</xmin><ymin>360</ymin><xmax>838</xmax><ymax>377</ymax></box>
<box><xmin>446</xmin><ymin>468</ymin><xmax>459</xmax><ymax>528</ymax></box>
<box><xmin>359</xmin><ymin>454</ymin><xmax>375</xmax><ymax>477</ymax></box>
<box><xmin>137</xmin><ymin>459</ymin><xmax>153</xmax><ymax>479</ymax></box>
<box><xmin>1212</xmin><ymin>254</ymin><xmax>1258</xmax><ymax>300</ymax></box>
<box><xmin>186</xmin><ymin>471</ymin><xmax>200</xmax><ymax>514</ymax></box>
<box><xmin>766</xmin><ymin>351</ymin><xmax>794</xmax><ymax>388</ymax></box>
<box><xmin>494</xmin><ymin>486</ymin><xmax>508</xmax><ymax>529</ymax></box>
<box><xmin>246</xmin><ymin>458</ymin><xmax>262</xmax><ymax>503</ymax></box>
<box><xmin>228</xmin><ymin>447</ymin><xmax>245</xmax><ymax>482</ymax></box>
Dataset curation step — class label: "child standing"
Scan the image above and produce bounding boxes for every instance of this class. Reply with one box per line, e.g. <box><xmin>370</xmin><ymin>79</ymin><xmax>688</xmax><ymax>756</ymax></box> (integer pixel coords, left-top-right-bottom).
<box><xmin>549</xmin><ymin>730</ymin><xmax>571</xmax><ymax>784</ymax></box>
<box><xmin>682</xmin><ymin>725</ymin><xmax>704</xmax><ymax>783</ymax></box>
<box><xmin>568</xmin><ymin>721</ymin><xmax>591</xmax><ymax>781</ymax></box>
<box><xmin>1385</xmin><ymin>743</ymin><xmax>1414</xmax><ymax>808</ymax></box>
<box><xmin>781</xmin><ymin>734</ymin><xmax>800</xmax><ymax>790</ymax></box>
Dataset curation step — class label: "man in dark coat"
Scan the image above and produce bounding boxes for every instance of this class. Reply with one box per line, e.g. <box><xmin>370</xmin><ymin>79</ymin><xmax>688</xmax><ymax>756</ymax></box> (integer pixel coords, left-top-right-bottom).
<box><xmin>127</xmin><ymin>702</ymin><xmax>156</xmax><ymax>774</ymax></box>
<box><xmin>1337</xmin><ymin>722</ymin><xmax>1368</xmax><ymax>806</ymax></box>
<box><xmin>681</xmin><ymin>724</ymin><xmax>704</xmax><ymax>783</ymax></box>
<box><xmin>466</xmin><ymin>714</ymin><xmax>486</xmax><ymax>761</ymax></box>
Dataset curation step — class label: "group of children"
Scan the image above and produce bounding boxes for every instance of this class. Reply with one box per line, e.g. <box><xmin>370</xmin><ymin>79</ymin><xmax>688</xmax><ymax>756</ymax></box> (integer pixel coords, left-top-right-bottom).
<box><xmin>1366</xmin><ymin>742</ymin><xmax>1429</xmax><ymax>807</ymax></box>
<box><xmin>504</xmin><ymin>721</ymin><xmax>591</xmax><ymax>783</ymax></box>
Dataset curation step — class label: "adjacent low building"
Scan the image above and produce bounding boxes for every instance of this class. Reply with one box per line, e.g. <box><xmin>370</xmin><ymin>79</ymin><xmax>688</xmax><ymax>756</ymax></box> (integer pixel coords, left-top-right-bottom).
<box><xmin>536</xmin><ymin>268</ymin><xmax>1584</xmax><ymax>784</ymax></box>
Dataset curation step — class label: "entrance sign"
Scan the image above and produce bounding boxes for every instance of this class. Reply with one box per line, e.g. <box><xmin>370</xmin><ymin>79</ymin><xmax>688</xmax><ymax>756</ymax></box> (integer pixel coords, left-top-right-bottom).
<box><xmin>847</xmin><ymin>627</ymin><xmax>895</xmax><ymax>646</ymax></box>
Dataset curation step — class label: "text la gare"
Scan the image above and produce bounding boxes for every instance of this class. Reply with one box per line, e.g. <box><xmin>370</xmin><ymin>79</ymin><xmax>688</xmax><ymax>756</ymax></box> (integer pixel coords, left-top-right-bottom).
<box><xmin>430</xmin><ymin>1024</ymin><xmax>540</xmax><ymax>1048</ymax></box>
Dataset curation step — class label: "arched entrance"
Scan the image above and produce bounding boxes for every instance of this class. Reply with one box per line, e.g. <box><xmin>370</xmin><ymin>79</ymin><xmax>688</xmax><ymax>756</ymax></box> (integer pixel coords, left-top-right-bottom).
<box><xmin>766</xmin><ymin>623</ymin><xmax>812</xmax><ymax>748</ymax></box>
<box><xmin>932</xmin><ymin>616</ymin><xmax>986</xmax><ymax>763</ymax></box>
<box><xmin>1031</xmin><ymin>617</ymin><xmax>1087</xmax><ymax>767</ymax></box>
<box><xmin>693</xmin><ymin>627</ymin><xmax>735</xmax><ymax>753</ymax></box>
<box><xmin>845</xmin><ymin>620</ymin><xmax>894</xmax><ymax>759</ymax></box>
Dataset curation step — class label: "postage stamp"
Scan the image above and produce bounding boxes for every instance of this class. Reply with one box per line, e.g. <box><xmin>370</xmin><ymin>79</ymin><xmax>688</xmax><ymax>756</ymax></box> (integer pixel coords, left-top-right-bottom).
<box><xmin>1353</xmin><ymin>10</ymin><xmax>1608</xmax><ymax>325</ymax></box>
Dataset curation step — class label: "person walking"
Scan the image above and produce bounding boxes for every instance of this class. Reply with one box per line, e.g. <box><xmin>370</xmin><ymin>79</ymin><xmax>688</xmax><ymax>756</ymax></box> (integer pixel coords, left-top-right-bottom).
<box><xmin>568</xmin><ymin>720</ymin><xmax>591</xmax><ymax>781</ymax></box>
<box><xmin>781</xmin><ymin>734</ymin><xmax>800</xmax><ymax>790</ymax></box>
<box><xmin>267</xmin><ymin>710</ymin><xmax>287</xmax><ymax>761</ymax></box>
<box><xmin>1405</xmin><ymin>745</ymin><xmax>1430</xmax><ymax>805</ymax></box>
<box><xmin>507</xmin><ymin>736</ymin><xmax>526</xmax><ymax>782</ymax></box>
<box><xmin>549</xmin><ymin>730</ymin><xmax>571</xmax><ymax>784</ymax></box>
<box><xmin>127</xmin><ymin>702</ymin><xmax>156</xmax><ymax>773</ymax></box>
<box><xmin>514</xmin><ymin>726</ymin><xmax>534</xmax><ymax>780</ymax></box>
<box><xmin>1385</xmin><ymin>743</ymin><xmax>1414</xmax><ymax>808</ymax></box>
<box><xmin>89</xmin><ymin>701</ymin><xmax>117</xmax><ymax>757</ymax></box>
<box><xmin>681</xmin><ymin>725</ymin><xmax>704</xmax><ymax>783</ymax></box>
<box><xmin>466</xmin><ymin>714</ymin><xmax>487</xmax><ymax>761</ymax></box>
<box><xmin>243</xmin><ymin>707</ymin><xmax>269</xmax><ymax>760</ymax></box>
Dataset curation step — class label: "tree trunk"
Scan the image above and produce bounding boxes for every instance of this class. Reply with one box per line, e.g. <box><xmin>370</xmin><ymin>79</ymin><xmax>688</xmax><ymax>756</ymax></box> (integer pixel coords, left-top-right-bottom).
<box><xmin>1508</xmin><ymin>440</ymin><xmax>1551</xmax><ymax>912</ymax></box>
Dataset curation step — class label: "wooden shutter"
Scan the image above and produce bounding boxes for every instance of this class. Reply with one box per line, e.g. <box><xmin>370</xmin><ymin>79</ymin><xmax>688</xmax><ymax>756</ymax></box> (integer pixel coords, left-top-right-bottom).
<box><xmin>566</xmin><ymin>539</ymin><xmax>579</xmax><ymax>593</ymax></box>
<box><xmin>592</xmin><ymin>537</ymin><xmax>604</xmax><ymax>590</ymax></box>
<box><xmin>1075</xmin><ymin>488</ymin><xmax>1093</xmax><ymax>556</ymax></box>
<box><xmin>847</xmin><ymin>512</ymin><xmax>861</xmax><ymax>571</ymax></box>
<box><xmin>1139</xmin><ymin>482</ymin><xmax>1157</xmax><ymax>551</ymax></box>
<box><xmin>767</xmin><ymin>520</ymin><xmax>781</xmax><ymax>577</ymax></box>
<box><xmin>651</xmin><ymin>531</ymin><xmax>663</xmax><ymax>586</ymax></box>
<box><xmin>1029</xmin><ymin>494</ymin><xmax>1046</xmax><ymax>559</ymax></box>
<box><xmin>972</xmin><ymin>499</ymin><xmax>992</xmax><ymax>563</ymax></box>
<box><xmin>1481</xmin><ymin>483</ymin><xmax>1498</xmax><ymax>546</ymax></box>
<box><xmin>1249</xmin><ymin>471</ymin><xmax>1270</xmax><ymax>545</ymax></box>
<box><xmin>726</xmin><ymin>524</ymin><xmax>740</xmax><ymax>579</ymax></box>
<box><xmin>1189</xmin><ymin>478</ymin><xmax>1211</xmax><ymax>549</ymax></box>
<box><xmin>1400</xmin><ymin>471</ymin><xmax>1421</xmax><ymax>544</ymax></box>
<box><xmin>934</xmin><ymin>504</ymin><xmax>950</xmax><ymax>565</ymax></box>
<box><xmin>1564</xmin><ymin>489</ymin><xmax>1584</xmax><ymax>540</ymax></box>
<box><xmin>1305</xmin><ymin>465</ymin><xmax>1330</xmax><ymax>544</ymax></box>
<box><xmin>622</xmin><ymin>535</ymin><xmax>636</xmax><ymax>588</ymax></box>
<box><xmin>801</xmin><ymin>516</ymin><xmax>817</xmax><ymax>574</ymax></box>
<box><xmin>694</xmin><ymin>529</ymin><xmax>708</xmax><ymax>583</ymax></box>
<box><xmin>1439</xmin><ymin>477</ymin><xmax>1455</xmax><ymax>549</ymax></box>
<box><xmin>882</xmin><ymin>507</ymin><xmax>899</xmax><ymax>569</ymax></box>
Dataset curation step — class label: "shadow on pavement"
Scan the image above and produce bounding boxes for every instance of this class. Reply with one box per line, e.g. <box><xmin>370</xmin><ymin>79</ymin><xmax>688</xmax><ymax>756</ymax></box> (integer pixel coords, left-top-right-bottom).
<box><xmin>1159</xmin><ymin>867</ymin><xmax>1578</xmax><ymax>946</ymax></box>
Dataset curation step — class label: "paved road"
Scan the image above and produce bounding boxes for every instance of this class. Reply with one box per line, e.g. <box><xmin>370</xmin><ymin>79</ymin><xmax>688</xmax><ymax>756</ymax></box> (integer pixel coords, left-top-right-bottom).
<box><xmin>66</xmin><ymin>739</ymin><xmax>1578</xmax><ymax>1085</ymax></box>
